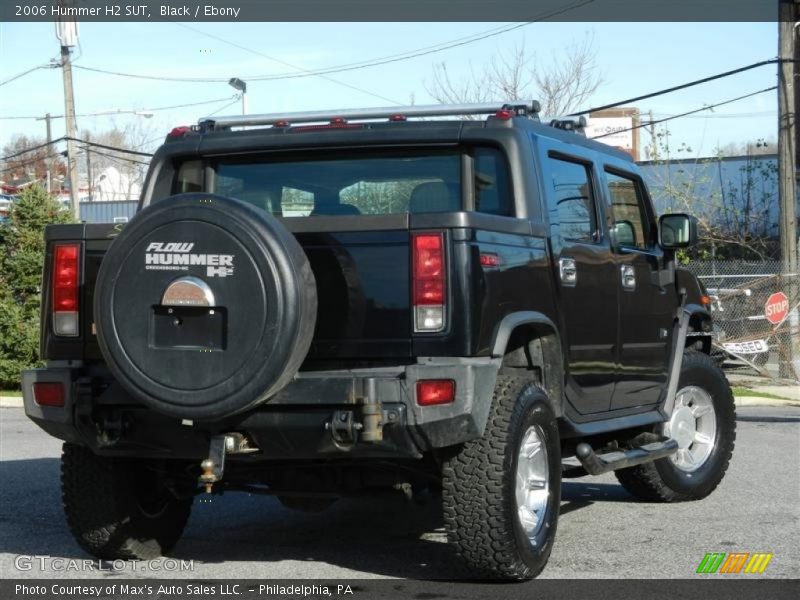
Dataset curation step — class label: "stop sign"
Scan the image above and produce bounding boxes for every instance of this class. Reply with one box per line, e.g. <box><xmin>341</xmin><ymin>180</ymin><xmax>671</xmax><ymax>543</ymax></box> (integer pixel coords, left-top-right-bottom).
<box><xmin>764</xmin><ymin>291</ymin><xmax>790</xmax><ymax>325</ymax></box>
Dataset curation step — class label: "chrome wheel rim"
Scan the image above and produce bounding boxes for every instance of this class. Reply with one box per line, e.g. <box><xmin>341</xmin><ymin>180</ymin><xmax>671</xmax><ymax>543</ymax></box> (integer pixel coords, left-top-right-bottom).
<box><xmin>664</xmin><ymin>385</ymin><xmax>717</xmax><ymax>472</ymax></box>
<box><xmin>515</xmin><ymin>425</ymin><xmax>550</xmax><ymax>544</ymax></box>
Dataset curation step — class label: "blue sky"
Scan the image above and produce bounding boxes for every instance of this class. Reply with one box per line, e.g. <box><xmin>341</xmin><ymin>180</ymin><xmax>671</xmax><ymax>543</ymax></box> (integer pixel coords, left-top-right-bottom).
<box><xmin>0</xmin><ymin>21</ymin><xmax>777</xmax><ymax>158</ymax></box>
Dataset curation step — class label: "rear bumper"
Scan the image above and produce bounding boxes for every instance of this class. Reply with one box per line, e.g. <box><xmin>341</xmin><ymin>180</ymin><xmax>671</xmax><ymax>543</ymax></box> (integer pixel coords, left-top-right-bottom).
<box><xmin>22</xmin><ymin>357</ymin><xmax>500</xmax><ymax>459</ymax></box>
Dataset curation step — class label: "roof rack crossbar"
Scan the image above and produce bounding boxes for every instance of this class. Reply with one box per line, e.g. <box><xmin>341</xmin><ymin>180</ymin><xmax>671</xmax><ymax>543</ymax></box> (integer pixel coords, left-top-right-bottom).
<box><xmin>199</xmin><ymin>101</ymin><xmax>541</xmax><ymax>130</ymax></box>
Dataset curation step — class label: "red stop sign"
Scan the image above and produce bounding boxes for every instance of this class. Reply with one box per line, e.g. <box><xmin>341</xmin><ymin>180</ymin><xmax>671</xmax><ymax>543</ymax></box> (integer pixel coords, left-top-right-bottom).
<box><xmin>765</xmin><ymin>291</ymin><xmax>790</xmax><ymax>325</ymax></box>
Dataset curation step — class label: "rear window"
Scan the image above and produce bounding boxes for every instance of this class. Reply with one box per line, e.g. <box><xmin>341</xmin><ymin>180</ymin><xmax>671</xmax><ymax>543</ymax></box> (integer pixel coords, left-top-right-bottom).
<box><xmin>171</xmin><ymin>148</ymin><xmax>511</xmax><ymax>217</ymax></box>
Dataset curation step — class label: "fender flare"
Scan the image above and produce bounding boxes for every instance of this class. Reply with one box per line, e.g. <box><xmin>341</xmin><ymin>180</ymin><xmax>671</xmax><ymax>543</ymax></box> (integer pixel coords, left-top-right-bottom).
<box><xmin>685</xmin><ymin>304</ymin><xmax>711</xmax><ymax>322</ymax></box>
<box><xmin>490</xmin><ymin>311</ymin><xmax>566</xmax><ymax>417</ymax></box>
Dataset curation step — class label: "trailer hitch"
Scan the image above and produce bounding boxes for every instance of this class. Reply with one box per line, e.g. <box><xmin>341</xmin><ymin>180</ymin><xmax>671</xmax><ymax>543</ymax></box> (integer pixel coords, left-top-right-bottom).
<box><xmin>199</xmin><ymin>433</ymin><xmax>258</xmax><ymax>493</ymax></box>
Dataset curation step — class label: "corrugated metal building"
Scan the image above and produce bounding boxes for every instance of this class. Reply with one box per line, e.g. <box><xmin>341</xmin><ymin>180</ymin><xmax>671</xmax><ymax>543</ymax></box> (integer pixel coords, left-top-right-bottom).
<box><xmin>79</xmin><ymin>200</ymin><xmax>138</xmax><ymax>223</ymax></box>
<box><xmin>637</xmin><ymin>154</ymin><xmax>789</xmax><ymax>239</ymax></box>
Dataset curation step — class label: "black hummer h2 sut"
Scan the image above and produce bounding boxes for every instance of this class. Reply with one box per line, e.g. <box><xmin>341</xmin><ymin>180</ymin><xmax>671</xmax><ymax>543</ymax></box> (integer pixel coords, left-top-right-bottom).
<box><xmin>23</xmin><ymin>101</ymin><xmax>735</xmax><ymax>579</ymax></box>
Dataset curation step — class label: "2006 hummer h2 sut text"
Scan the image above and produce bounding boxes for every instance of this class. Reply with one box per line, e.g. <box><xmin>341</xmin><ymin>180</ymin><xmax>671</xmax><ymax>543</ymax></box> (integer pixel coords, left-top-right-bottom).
<box><xmin>23</xmin><ymin>101</ymin><xmax>735</xmax><ymax>579</ymax></box>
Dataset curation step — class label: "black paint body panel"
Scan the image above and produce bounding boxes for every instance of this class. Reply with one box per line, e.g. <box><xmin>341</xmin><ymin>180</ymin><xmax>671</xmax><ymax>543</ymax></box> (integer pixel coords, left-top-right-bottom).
<box><xmin>39</xmin><ymin>117</ymin><xmax>705</xmax><ymax>434</ymax></box>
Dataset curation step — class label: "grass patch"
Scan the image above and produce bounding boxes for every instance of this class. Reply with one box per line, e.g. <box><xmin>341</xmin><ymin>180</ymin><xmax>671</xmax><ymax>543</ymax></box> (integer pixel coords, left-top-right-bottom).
<box><xmin>0</xmin><ymin>390</ymin><xmax>22</xmax><ymax>397</ymax></box>
<box><xmin>731</xmin><ymin>387</ymin><xmax>793</xmax><ymax>401</ymax></box>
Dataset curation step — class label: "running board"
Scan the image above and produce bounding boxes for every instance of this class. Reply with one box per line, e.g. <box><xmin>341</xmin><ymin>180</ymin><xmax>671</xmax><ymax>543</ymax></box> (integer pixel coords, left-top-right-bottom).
<box><xmin>574</xmin><ymin>438</ymin><xmax>679</xmax><ymax>476</ymax></box>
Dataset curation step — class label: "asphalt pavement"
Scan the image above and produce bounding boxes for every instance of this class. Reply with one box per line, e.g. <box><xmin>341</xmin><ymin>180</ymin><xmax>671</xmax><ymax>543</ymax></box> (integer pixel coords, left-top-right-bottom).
<box><xmin>1</xmin><ymin>405</ymin><xmax>798</xmax><ymax>580</ymax></box>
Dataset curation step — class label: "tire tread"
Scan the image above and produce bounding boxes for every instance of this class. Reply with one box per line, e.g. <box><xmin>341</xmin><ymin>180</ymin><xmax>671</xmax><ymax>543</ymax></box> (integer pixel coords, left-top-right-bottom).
<box><xmin>616</xmin><ymin>351</ymin><xmax>736</xmax><ymax>502</ymax></box>
<box><xmin>441</xmin><ymin>375</ymin><xmax>558</xmax><ymax>579</ymax></box>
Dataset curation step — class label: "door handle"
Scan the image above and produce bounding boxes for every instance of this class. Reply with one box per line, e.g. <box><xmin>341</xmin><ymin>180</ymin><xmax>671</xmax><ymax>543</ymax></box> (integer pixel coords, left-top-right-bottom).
<box><xmin>559</xmin><ymin>257</ymin><xmax>577</xmax><ymax>286</ymax></box>
<box><xmin>621</xmin><ymin>264</ymin><xmax>636</xmax><ymax>290</ymax></box>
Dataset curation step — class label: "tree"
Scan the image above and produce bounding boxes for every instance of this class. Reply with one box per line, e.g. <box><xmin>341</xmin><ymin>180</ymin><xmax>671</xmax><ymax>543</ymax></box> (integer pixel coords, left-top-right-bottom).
<box><xmin>1</xmin><ymin>134</ymin><xmax>66</xmax><ymax>184</ymax></box>
<box><xmin>79</xmin><ymin>120</ymin><xmax>155</xmax><ymax>201</ymax></box>
<box><xmin>0</xmin><ymin>184</ymin><xmax>74</xmax><ymax>388</ymax></box>
<box><xmin>425</xmin><ymin>35</ymin><xmax>604</xmax><ymax>117</ymax></box>
<box><xmin>716</xmin><ymin>138</ymin><xmax>775</xmax><ymax>158</ymax></box>
<box><xmin>645</xmin><ymin>126</ymin><xmax>779</xmax><ymax>261</ymax></box>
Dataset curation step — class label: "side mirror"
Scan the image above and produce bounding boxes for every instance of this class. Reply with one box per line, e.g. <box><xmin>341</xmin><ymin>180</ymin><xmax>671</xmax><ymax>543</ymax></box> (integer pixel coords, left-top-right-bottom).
<box><xmin>610</xmin><ymin>220</ymin><xmax>637</xmax><ymax>247</ymax></box>
<box><xmin>659</xmin><ymin>213</ymin><xmax>697</xmax><ymax>249</ymax></box>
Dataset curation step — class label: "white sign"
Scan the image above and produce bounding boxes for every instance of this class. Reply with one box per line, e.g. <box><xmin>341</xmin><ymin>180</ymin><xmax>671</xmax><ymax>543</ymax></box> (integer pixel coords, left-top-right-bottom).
<box><xmin>585</xmin><ymin>117</ymin><xmax>634</xmax><ymax>150</ymax></box>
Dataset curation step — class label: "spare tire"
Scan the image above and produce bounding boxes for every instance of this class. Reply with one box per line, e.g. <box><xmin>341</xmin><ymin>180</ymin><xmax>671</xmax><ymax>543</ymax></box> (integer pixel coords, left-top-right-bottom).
<box><xmin>94</xmin><ymin>193</ymin><xmax>317</xmax><ymax>420</ymax></box>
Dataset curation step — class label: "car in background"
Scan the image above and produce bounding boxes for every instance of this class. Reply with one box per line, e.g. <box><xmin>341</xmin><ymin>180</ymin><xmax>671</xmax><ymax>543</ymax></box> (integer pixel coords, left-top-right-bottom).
<box><xmin>0</xmin><ymin>193</ymin><xmax>17</xmax><ymax>222</ymax></box>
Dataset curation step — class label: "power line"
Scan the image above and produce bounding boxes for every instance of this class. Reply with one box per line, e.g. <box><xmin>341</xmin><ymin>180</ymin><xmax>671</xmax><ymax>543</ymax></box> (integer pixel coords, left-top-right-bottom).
<box><xmin>571</xmin><ymin>59</ymin><xmax>784</xmax><ymax>116</ymax></box>
<box><xmin>650</xmin><ymin>110</ymin><xmax>776</xmax><ymax>119</ymax></box>
<box><xmin>174</xmin><ymin>23</ymin><xmax>401</xmax><ymax>105</ymax></box>
<box><xmin>205</xmin><ymin>97</ymin><xmax>243</xmax><ymax>117</ymax></box>
<box><xmin>589</xmin><ymin>86</ymin><xmax>778</xmax><ymax>140</ymax></box>
<box><xmin>1</xmin><ymin>138</ymin><xmax>65</xmax><ymax>161</ymax></box>
<box><xmin>71</xmin><ymin>1</ymin><xmax>594</xmax><ymax>86</ymax></box>
<box><xmin>2</xmin><ymin>63</ymin><xmax>779</xmax><ymax>163</ymax></box>
<box><xmin>0</xmin><ymin>63</ymin><xmax>57</xmax><ymax>88</ymax></box>
<box><xmin>66</xmin><ymin>137</ymin><xmax>154</xmax><ymax>157</ymax></box>
<box><xmin>80</xmin><ymin>146</ymin><xmax>150</xmax><ymax>166</ymax></box>
<box><xmin>1</xmin><ymin>137</ymin><xmax>154</xmax><ymax>162</ymax></box>
<box><xmin>250</xmin><ymin>1</ymin><xmax>595</xmax><ymax>81</ymax></box>
<box><xmin>72</xmin><ymin>22</ymin><xmax>536</xmax><ymax>84</ymax></box>
<box><xmin>256</xmin><ymin>23</ymin><xmax>536</xmax><ymax>80</ymax></box>
<box><xmin>0</xmin><ymin>95</ymin><xmax>239</xmax><ymax>121</ymax></box>
<box><xmin>0</xmin><ymin>152</ymin><xmax>64</xmax><ymax>173</ymax></box>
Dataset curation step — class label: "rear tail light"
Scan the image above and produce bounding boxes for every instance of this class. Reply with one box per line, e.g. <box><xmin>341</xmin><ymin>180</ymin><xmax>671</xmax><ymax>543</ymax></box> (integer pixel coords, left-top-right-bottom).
<box><xmin>416</xmin><ymin>380</ymin><xmax>455</xmax><ymax>406</ymax></box>
<box><xmin>33</xmin><ymin>382</ymin><xmax>65</xmax><ymax>407</ymax></box>
<box><xmin>52</xmin><ymin>243</ymin><xmax>80</xmax><ymax>336</ymax></box>
<box><xmin>412</xmin><ymin>232</ymin><xmax>446</xmax><ymax>332</ymax></box>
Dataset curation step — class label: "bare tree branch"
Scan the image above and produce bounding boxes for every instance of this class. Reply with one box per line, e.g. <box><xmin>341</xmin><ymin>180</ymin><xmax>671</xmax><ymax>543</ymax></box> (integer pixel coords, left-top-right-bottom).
<box><xmin>425</xmin><ymin>34</ymin><xmax>604</xmax><ymax>118</ymax></box>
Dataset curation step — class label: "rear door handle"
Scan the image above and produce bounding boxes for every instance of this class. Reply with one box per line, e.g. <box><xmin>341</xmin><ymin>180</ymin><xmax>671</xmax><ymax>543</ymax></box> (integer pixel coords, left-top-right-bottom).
<box><xmin>559</xmin><ymin>257</ymin><xmax>577</xmax><ymax>286</ymax></box>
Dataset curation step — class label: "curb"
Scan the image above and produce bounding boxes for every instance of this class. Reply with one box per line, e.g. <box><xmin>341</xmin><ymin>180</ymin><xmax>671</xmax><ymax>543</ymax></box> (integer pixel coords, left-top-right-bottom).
<box><xmin>734</xmin><ymin>395</ymin><xmax>800</xmax><ymax>408</ymax></box>
<box><xmin>0</xmin><ymin>396</ymin><xmax>23</xmax><ymax>408</ymax></box>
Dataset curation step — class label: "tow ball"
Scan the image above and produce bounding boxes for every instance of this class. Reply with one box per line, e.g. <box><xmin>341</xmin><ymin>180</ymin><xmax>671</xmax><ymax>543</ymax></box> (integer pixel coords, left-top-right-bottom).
<box><xmin>199</xmin><ymin>433</ymin><xmax>257</xmax><ymax>493</ymax></box>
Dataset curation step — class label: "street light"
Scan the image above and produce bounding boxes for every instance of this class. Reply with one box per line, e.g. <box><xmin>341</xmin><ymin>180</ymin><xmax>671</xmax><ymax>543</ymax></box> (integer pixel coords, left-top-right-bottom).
<box><xmin>228</xmin><ymin>77</ymin><xmax>247</xmax><ymax>115</ymax></box>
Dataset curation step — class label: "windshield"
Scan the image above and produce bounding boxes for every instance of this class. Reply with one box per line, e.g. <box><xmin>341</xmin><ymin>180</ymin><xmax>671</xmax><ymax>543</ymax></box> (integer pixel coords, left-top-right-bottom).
<box><xmin>172</xmin><ymin>148</ymin><xmax>510</xmax><ymax>217</ymax></box>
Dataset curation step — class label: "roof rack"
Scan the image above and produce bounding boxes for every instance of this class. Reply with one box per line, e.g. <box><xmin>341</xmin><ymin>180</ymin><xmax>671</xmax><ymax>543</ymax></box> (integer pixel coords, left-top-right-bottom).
<box><xmin>198</xmin><ymin>101</ymin><xmax>541</xmax><ymax>130</ymax></box>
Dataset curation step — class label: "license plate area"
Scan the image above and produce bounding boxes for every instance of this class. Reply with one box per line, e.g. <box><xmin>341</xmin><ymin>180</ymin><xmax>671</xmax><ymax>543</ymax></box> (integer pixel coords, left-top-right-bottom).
<box><xmin>150</xmin><ymin>306</ymin><xmax>227</xmax><ymax>350</ymax></box>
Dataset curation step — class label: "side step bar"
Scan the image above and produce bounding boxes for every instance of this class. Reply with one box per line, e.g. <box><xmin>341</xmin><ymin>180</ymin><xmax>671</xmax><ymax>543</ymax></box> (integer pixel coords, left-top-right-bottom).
<box><xmin>574</xmin><ymin>438</ymin><xmax>679</xmax><ymax>476</ymax></box>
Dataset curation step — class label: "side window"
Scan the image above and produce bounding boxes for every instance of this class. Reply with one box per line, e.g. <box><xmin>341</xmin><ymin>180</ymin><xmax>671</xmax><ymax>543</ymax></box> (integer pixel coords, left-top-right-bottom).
<box><xmin>546</xmin><ymin>156</ymin><xmax>597</xmax><ymax>242</ymax></box>
<box><xmin>474</xmin><ymin>148</ymin><xmax>512</xmax><ymax>216</ymax></box>
<box><xmin>605</xmin><ymin>171</ymin><xmax>651</xmax><ymax>250</ymax></box>
<box><xmin>173</xmin><ymin>160</ymin><xmax>202</xmax><ymax>193</ymax></box>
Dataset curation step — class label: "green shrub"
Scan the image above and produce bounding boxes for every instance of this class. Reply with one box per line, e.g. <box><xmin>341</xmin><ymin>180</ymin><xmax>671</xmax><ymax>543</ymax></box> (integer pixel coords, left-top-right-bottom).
<box><xmin>0</xmin><ymin>185</ymin><xmax>74</xmax><ymax>389</ymax></box>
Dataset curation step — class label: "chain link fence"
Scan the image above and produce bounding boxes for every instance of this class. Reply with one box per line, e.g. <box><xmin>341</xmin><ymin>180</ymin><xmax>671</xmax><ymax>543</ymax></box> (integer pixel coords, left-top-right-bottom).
<box><xmin>685</xmin><ymin>260</ymin><xmax>800</xmax><ymax>382</ymax></box>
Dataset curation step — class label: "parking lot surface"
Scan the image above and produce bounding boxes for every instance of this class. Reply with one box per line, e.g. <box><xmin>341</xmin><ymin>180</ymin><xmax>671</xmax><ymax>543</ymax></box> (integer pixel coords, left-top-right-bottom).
<box><xmin>1</xmin><ymin>405</ymin><xmax>797</xmax><ymax>580</ymax></box>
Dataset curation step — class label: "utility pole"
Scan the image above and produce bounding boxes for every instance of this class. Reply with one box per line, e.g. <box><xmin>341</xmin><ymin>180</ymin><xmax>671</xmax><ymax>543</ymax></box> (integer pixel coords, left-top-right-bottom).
<box><xmin>42</xmin><ymin>113</ymin><xmax>52</xmax><ymax>144</ymax></box>
<box><xmin>779</xmin><ymin>0</ymin><xmax>799</xmax><ymax>379</ymax></box>
<box><xmin>779</xmin><ymin>0</ymin><xmax>797</xmax><ymax>274</ymax></box>
<box><xmin>36</xmin><ymin>113</ymin><xmax>53</xmax><ymax>192</ymax></box>
<box><xmin>56</xmin><ymin>3</ymin><xmax>80</xmax><ymax>220</ymax></box>
<box><xmin>84</xmin><ymin>145</ymin><xmax>92</xmax><ymax>202</ymax></box>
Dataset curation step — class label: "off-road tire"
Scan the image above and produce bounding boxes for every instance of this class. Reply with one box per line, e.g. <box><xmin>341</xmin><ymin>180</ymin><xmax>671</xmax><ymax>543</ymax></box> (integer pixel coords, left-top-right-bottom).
<box><xmin>616</xmin><ymin>351</ymin><xmax>736</xmax><ymax>502</ymax></box>
<box><xmin>61</xmin><ymin>443</ymin><xmax>193</xmax><ymax>560</ymax></box>
<box><xmin>442</xmin><ymin>376</ymin><xmax>561</xmax><ymax>580</ymax></box>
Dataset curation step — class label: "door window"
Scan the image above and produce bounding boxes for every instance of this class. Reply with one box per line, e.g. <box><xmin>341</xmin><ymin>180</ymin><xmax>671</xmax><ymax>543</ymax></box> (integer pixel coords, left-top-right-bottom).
<box><xmin>605</xmin><ymin>171</ymin><xmax>651</xmax><ymax>250</ymax></box>
<box><xmin>546</xmin><ymin>156</ymin><xmax>597</xmax><ymax>243</ymax></box>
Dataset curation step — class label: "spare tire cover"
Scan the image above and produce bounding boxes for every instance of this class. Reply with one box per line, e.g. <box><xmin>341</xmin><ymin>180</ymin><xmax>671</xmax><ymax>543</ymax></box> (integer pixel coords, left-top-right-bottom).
<box><xmin>94</xmin><ymin>193</ymin><xmax>317</xmax><ymax>420</ymax></box>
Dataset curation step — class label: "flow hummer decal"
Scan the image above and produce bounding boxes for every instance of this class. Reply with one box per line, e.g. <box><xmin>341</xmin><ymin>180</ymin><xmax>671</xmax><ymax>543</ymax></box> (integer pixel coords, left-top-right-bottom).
<box><xmin>144</xmin><ymin>242</ymin><xmax>234</xmax><ymax>277</ymax></box>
